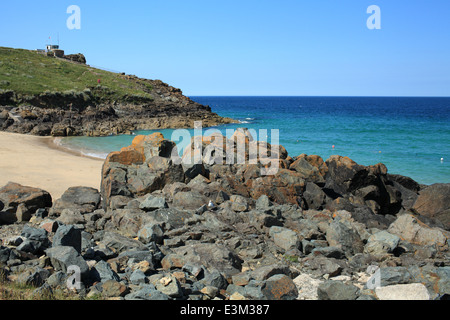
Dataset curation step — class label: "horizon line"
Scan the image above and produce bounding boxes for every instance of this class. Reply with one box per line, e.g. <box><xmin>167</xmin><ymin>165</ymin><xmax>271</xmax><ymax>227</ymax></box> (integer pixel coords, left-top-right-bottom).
<box><xmin>188</xmin><ymin>95</ymin><xmax>450</xmax><ymax>98</ymax></box>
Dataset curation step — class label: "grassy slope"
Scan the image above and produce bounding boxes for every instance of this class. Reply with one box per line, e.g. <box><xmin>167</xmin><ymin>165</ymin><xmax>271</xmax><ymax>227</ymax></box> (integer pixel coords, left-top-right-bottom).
<box><xmin>0</xmin><ymin>46</ymin><xmax>153</xmax><ymax>102</ymax></box>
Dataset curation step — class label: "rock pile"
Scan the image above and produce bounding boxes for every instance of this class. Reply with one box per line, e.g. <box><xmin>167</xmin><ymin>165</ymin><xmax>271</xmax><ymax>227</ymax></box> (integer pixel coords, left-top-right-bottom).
<box><xmin>0</xmin><ymin>131</ymin><xmax>449</xmax><ymax>300</ymax></box>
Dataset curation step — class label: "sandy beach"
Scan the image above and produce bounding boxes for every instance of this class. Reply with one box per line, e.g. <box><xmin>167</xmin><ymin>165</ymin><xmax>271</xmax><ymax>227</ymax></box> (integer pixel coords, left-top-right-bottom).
<box><xmin>0</xmin><ymin>132</ymin><xmax>103</xmax><ymax>200</ymax></box>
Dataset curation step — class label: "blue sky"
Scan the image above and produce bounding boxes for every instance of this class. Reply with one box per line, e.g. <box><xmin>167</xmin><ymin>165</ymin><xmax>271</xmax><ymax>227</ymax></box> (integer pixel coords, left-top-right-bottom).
<box><xmin>1</xmin><ymin>0</ymin><xmax>450</xmax><ymax>96</ymax></box>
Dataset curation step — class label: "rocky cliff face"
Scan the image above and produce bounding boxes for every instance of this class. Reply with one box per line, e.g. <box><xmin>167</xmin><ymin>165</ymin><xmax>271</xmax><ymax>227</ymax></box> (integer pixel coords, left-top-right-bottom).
<box><xmin>0</xmin><ymin>78</ymin><xmax>236</xmax><ymax>137</ymax></box>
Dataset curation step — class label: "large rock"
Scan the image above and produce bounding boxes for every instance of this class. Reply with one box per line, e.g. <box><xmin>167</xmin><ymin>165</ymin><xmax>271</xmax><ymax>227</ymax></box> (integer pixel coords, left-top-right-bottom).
<box><xmin>290</xmin><ymin>154</ymin><xmax>328</xmax><ymax>184</ymax></box>
<box><xmin>98</xmin><ymin>231</ymin><xmax>147</xmax><ymax>253</ymax></box>
<box><xmin>324</xmin><ymin>158</ymin><xmax>402</xmax><ymax>215</ymax></box>
<box><xmin>375</xmin><ymin>283</ymin><xmax>430</xmax><ymax>300</ymax></box>
<box><xmin>303</xmin><ymin>182</ymin><xmax>329</xmax><ymax>210</ymax></box>
<box><xmin>52</xmin><ymin>225</ymin><xmax>82</xmax><ymax>253</ymax></box>
<box><xmin>325</xmin><ymin>218</ymin><xmax>365</xmax><ymax>256</ymax></box>
<box><xmin>172</xmin><ymin>190</ymin><xmax>208</xmax><ymax>210</ymax></box>
<box><xmin>91</xmin><ymin>260</ymin><xmax>120</xmax><ymax>282</ymax></box>
<box><xmin>17</xmin><ymin>266</ymin><xmax>50</xmax><ymax>287</ymax></box>
<box><xmin>19</xmin><ymin>225</ymin><xmax>50</xmax><ymax>254</ymax></box>
<box><xmin>45</xmin><ymin>246</ymin><xmax>90</xmax><ymax>280</ymax></box>
<box><xmin>317</xmin><ymin>280</ymin><xmax>360</xmax><ymax>300</ymax></box>
<box><xmin>387</xmin><ymin>214</ymin><xmax>448</xmax><ymax>248</ymax></box>
<box><xmin>412</xmin><ymin>183</ymin><xmax>450</xmax><ymax>230</ymax></box>
<box><xmin>364</xmin><ymin>230</ymin><xmax>401</xmax><ymax>256</ymax></box>
<box><xmin>172</xmin><ymin>243</ymin><xmax>242</xmax><ymax>278</ymax></box>
<box><xmin>324</xmin><ymin>156</ymin><xmax>368</xmax><ymax>196</ymax></box>
<box><xmin>250</xmin><ymin>169</ymin><xmax>306</xmax><ymax>205</ymax></box>
<box><xmin>139</xmin><ymin>195</ymin><xmax>168</xmax><ymax>212</ymax></box>
<box><xmin>51</xmin><ymin>187</ymin><xmax>101</xmax><ymax>215</ymax></box>
<box><xmin>293</xmin><ymin>273</ymin><xmax>324</xmax><ymax>300</ymax></box>
<box><xmin>101</xmin><ymin>133</ymin><xmax>183</xmax><ymax>209</ymax></box>
<box><xmin>269</xmin><ymin>226</ymin><xmax>300</xmax><ymax>252</ymax></box>
<box><xmin>261</xmin><ymin>274</ymin><xmax>298</xmax><ymax>300</ymax></box>
<box><xmin>0</xmin><ymin>182</ymin><xmax>52</xmax><ymax>224</ymax></box>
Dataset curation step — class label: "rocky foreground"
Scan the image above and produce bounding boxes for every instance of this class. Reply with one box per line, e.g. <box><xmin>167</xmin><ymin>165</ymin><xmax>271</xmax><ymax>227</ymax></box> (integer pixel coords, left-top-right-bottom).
<box><xmin>0</xmin><ymin>129</ymin><xmax>449</xmax><ymax>300</ymax></box>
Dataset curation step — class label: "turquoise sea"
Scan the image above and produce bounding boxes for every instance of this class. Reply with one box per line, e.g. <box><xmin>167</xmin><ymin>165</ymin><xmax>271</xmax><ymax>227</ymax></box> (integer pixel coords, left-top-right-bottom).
<box><xmin>58</xmin><ymin>97</ymin><xmax>450</xmax><ymax>185</ymax></box>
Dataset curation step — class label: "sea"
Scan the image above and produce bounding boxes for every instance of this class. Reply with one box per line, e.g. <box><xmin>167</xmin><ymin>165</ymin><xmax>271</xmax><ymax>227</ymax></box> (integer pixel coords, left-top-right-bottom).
<box><xmin>57</xmin><ymin>96</ymin><xmax>450</xmax><ymax>185</ymax></box>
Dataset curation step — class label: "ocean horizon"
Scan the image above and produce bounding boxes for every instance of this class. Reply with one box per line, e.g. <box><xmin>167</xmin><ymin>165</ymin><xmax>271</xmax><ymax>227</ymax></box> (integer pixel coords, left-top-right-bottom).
<box><xmin>58</xmin><ymin>96</ymin><xmax>450</xmax><ymax>185</ymax></box>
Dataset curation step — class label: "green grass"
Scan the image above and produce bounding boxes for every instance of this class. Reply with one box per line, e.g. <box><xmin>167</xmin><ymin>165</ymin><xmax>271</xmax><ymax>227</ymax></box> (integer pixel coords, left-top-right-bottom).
<box><xmin>0</xmin><ymin>46</ymin><xmax>153</xmax><ymax>103</ymax></box>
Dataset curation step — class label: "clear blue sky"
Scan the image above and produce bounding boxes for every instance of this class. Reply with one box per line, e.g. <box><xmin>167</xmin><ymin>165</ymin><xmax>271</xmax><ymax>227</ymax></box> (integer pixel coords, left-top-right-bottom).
<box><xmin>1</xmin><ymin>0</ymin><xmax>450</xmax><ymax>96</ymax></box>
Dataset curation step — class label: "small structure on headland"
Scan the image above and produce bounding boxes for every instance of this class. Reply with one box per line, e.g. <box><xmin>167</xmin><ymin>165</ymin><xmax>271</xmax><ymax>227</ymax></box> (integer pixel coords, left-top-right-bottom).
<box><xmin>35</xmin><ymin>44</ymin><xmax>86</xmax><ymax>64</ymax></box>
<box><xmin>46</xmin><ymin>44</ymin><xmax>65</xmax><ymax>58</ymax></box>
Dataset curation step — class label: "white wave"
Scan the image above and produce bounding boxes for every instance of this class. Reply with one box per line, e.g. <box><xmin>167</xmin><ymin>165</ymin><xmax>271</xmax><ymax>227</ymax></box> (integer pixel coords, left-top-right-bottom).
<box><xmin>53</xmin><ymin>138</ymin><xmax>108</xmax><ymax>160</ymax></box>
<box><xmin>82</xmin><ymin>151</ymin><xmax>108</xmax><ymax>160</ymax></box>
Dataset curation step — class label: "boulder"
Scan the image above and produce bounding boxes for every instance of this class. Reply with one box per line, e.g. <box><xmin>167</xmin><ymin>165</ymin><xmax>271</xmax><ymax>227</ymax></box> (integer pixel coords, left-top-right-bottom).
<box><xmin>290</xmin><ymin>154</ymin><xmax>328</xmax><ymax>183</ymax></box>
<box><xmin>172</xmin><ymin>190</ymin><xmax>208</xmax><ymax>210</ymax></box>
<box><xmin>137</xmin><ymin>222</ymin><xmax>164</xmax><ymax>244</ymax></box>
<box><xmin>387</xmin><ymin>214</ymin><xmax>448</xmax><ymax>248</ymax></box>
<box><xmin>250</xmin><ymin>169</ymin><xmax>306</xmax><ymax>205</ymax></box>
<box><xmin>125</xmin><ymin>284</ymin><xmax>169</xmax><ymax>300</ymax></box>
<box><xmin>364</xmin><ymin>230</ymin><xmax>401</xmax><ymax>256</ymax></box>
<box><xmin>325</xmin><ymin>219</ymin><xmax>364</xmax><ymax>256</ymax></box>
<box><xmin>293</xmin><ymin>273</ymin><xmax>324</xmax><ymax>300</ymax></box>
<box><xmin>45</xmin><ymin>246</ymin><xmax>90</xmax><ymax>280</ymax></box>
<box><xmin>269</xmin><ymin>226</ymin><xmax>300</xmax><ymax>252</ymax></box>
<box><xmin>261</xmin><ymin>274</ymin><xmax>298</xmax><ymax>300</ymax></box>
<box><xmin>378</xmin><ymin>267</ymin><xmax>414</xmax><ymax>286</ymax></box>
<box><xmin>303</xmin><ymin>182</ymin><xmax>329</xmax><ymax>210</ymax></box>
<box><xmin>375</xmin><ymin>283</ymin><xmax>430</xmax><ymax>300</ymax></box>
<box><xmin>317</xmin><ymin>280</ymin><xmax>360</xmax><ymax>300</ymax></box>
<box><xmin>251</xmin><ymin>264</ymin><xmax>291</xmax><ymax>281</ymax></box>
<box><xmin>101</xmin><ymin>133</ymin><xmax>185</xmax><ymax>209</ymax></box>
<box><xmin>102</xmin><ymin>280</ymin><xmax>130</xmax><ymax>298</ymax></box>
<box><xmin>17</xmin><ymin>266</ymin><xmax>50</xmax><ymax>287</ymax></box>
<box><xmin>56</xmin><ymin>209</ymin><xmax>85</xmax><ymax>225</ymax></box>
<box><xmin>51</xmin><ymin>187</ymin><xmax>101</xmax><ymax>215</ymax></box>
<box><xmin>155</xmin><ymin>275</ymin><xmax>183</xmax><ymax>298</ymax></box>
<box><xmin>412</xmin><ymin>183</ymin><xmax>450</xmax><ymax>230</ymax></box>
<box><xmin>172</xmin><ymin>243</ymin><xmax>242</xmax><ymax>278</ymax></box>
<box><xmin>139</xmin><ymin>195</ymin><xmax>168</xmax><ymax>212</ymax></box>
<box><xmin>52</xmin><ymin>225</ymin><xmax>82</xmax><ymax>253</ymax></box>
<box><xmin>91</xmin><ymin>260</ymin><xmax>120</xmax><ymax>282</ymax></box>
<box><xmin>19</xmin><ymin>225</ymin><xmax>50</xmax><ymax>254</ymax></box>
<box><xmin>97</xmin><ymin>231</ymin><xmax>147</xmax><ymax>253</ymax></box>
<box><xmin>324</xmin><ymin>156</ymin><xmax>367</xmax><ymax>196</ymax></box>
<box><xmin>0</xmin><ymin>182</ymin><xmax>52</xmax><ymax>224</ymax></box>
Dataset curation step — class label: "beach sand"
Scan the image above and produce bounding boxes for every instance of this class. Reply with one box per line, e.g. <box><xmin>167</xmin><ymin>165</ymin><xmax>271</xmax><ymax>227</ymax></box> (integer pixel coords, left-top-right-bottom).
<box><xmin>0</xmin><ymin>132</ymin><xmax>104</xmax><ymax>200</ymax></box>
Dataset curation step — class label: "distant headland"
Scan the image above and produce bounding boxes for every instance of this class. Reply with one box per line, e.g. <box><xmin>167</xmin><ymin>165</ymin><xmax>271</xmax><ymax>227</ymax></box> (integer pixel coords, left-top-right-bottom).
<box><xmin>0</xmin><ymin>46</ymin><xmax>237</xmax><ymax>137</ymax></box>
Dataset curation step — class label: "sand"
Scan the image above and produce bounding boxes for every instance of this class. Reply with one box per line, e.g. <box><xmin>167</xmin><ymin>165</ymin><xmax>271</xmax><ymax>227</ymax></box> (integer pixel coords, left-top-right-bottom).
<box><xmin>0</xmin><ymin>132</ymin><xmax>104</xmax><ymax>200</ymax></box>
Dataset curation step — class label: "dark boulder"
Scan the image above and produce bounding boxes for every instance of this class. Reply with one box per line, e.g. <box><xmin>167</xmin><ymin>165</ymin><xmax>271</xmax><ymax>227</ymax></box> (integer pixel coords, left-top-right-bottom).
<box><xmin>412</xmin><ymin>183</ymin><xmax>450</xmax><ymax>230</ymax></box>
<box><xmin>0</xmin><ymin>182</ymin><xmax>52</xmax><ymax>224</ymax></box>
<box><xmin>51</xmin><ymin>186</ymin><xmax>101</xmax><ymax>215</ymax></box>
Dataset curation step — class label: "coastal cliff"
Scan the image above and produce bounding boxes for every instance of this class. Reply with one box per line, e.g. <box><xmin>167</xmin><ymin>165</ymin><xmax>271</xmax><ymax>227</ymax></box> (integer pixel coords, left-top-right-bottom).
<box><xmin>0</xmin><ymin>47</ymin><xmax>236</xmax><ymax>137</ymax></box>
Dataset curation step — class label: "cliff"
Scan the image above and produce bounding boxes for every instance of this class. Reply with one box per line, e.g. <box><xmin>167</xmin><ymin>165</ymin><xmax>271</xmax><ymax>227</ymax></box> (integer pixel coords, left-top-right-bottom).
<box><xmin>0</xmin><ymin>47</ymin><xmax>236</xmax><ymax>137</ymax></box>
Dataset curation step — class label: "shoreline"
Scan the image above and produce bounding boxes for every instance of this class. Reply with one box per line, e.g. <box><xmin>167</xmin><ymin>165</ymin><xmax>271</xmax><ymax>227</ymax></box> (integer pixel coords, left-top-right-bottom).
<box><xmin>47</xmin><ymin>136</ymin><xmax>107</xmax><ymax>161</ymax></box>
<box><xmin>0</xmin><ymin>131</ymin><xmax>103</xmax><ymax>200</ymax></box>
